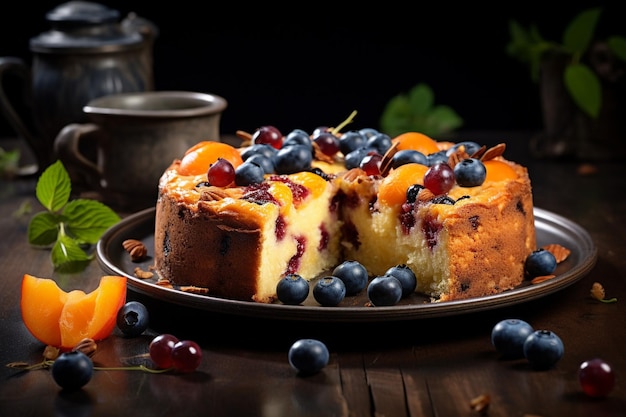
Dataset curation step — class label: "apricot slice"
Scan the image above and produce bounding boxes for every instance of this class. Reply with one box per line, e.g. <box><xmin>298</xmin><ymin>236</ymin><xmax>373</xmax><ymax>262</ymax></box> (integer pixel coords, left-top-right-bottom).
<box><xmin>178</xmin><ymin>141</ymin><xmax>244</xmax><ymax>176</ymax></box>
<box><xmin>21</xmin><ymin>274</ymin><xmax>127</xmax><ymax>349</ymax></box>
<box><xmin>484</xmin><ymin>160</ymin><xmax>518</xmax><ymax>182</ymax></box>
<box><xmin>378</xmin><ymin>163</ymin><xmax>429</xmax><ymax>207</ymax></box>
<box><xmin>392</xmin><ymin>132</ymin><xmax>441</xmax><ymax>155</ymax></box>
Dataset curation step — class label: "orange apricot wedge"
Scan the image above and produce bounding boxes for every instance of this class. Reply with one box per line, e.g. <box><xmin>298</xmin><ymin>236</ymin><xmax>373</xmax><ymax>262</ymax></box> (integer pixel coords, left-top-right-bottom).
<box><xmin>178</xmin><ymin>141</ymin><xmax>244</xmax><ymax>176</ymax></box>
<box><xmin>21</xmin><ymin>274</ymin><xmax>127</xmax><ymax>350</ymax></box>
<box><xmin>378</xmin><ymin>163</ymin><xmax>429</xmax><ymax>207</ymax></box>
<box><xmin>392</xmin><ymin>132</ymin><xmax>441</xmax><ymax>155</ymax></box>
<box><xmin>484</xmin><ymin>160</ymin><xmax>518</xmax><ymax>182</ymax></box>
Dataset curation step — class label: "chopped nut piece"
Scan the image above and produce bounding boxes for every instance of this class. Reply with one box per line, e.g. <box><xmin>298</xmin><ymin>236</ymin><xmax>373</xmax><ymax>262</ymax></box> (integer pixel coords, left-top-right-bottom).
<box><xmin>577</xmin><ymin>163</ymin><xmax>597</xmax><ymax>176</ymax></box>
<box><xmin>200</xmin><ymin>186</ymin><xmax>230</xmax><ymax>201</ymax></box>
<box><xmin>590</xmin><ymin>282</ymin><xmax>618</xmax><ymax>303</ymax></box>
<box><xmin>133</xmin><ymin>267</ymin><xmax>154</xmax><ymax>279</ymax></box>
<box><xmin>542</xmin><ymin>243</ymin><xmax>571</xmax><ymax>263</ymax></box>
<box><xmin>379</xmin><ymin>141</ymin><xmax>399</xmax><ymax>177</ymax></box>
<box><xmin>179</xmin><ymin>285</ymin><xmax>210</xmax><ymax>295</ymax></box>
<box><xmin>73</xmin><ymin>338</ymin><xmax>97</xmax><ymax>357</ymax></box>
<box><xmin>43</xmin><ymin>345</ymin><xmax>60</xmax><ymax>361</ymax></box>
<box><xmin>479</xmin><ymin>143</ymin><xmax>506</xmax><ymax>161</ymax></box>
<box><xmin>123</xmin><ymin>239</ymin><xmax>148</xmax><ymax>261</ymax></box>
<box><xmin>417</xmin><ymin>187</ymin><xmax>436</xmax><ymax>203</ymax></box>
<box><xmin>469</xmin><ymin>393</ymin><xmax>490</xmax><ymax>413</ymax></box>
<box><xmin>531</xmin><ymin>275</ymin><xmax>556</xmax><ymax>284</ymax></box>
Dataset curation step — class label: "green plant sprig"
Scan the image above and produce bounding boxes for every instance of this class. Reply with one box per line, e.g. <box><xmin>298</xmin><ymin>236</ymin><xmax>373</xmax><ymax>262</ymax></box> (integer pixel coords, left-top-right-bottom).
<box><xmin>506</xmin><ymin>7</ymin><xmax>626</xmax><ymax>119</ymax></box>
<box><xmin>27</xmin><ymin>160</ymin><xmax>120</xmax><ymax>273</ymax></box>
<box><xmin>379</xmin><ymin>83</ymin><xmax>463</xmax><ymax>138</ymax></box>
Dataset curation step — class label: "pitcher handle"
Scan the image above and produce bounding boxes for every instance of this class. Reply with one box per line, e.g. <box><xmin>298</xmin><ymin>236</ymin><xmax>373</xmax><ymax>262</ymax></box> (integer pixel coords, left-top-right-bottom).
<box><xmin>0</xmin><ymin>56</ymin><xmax>49</xmax><ymax>173</ymax></box>
<box><xmin>54</xmin><ymin>123</ymin><xmax>103</xmax><ymax>190</ymax></box>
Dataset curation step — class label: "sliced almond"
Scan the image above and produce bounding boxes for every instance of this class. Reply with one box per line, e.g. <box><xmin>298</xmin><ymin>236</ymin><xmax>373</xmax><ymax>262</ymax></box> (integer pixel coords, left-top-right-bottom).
<box><xmin>542</xmin><ymin>243</ymin><xmax>571</xmax><ymax>263</ymax></box>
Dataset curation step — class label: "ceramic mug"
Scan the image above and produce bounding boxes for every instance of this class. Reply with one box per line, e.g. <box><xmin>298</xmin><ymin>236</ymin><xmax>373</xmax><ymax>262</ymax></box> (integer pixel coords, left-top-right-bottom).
<box><xmin>54</xmin><ymin>91</ymin><xmax>227</xmax><ymax>209</ymax></box>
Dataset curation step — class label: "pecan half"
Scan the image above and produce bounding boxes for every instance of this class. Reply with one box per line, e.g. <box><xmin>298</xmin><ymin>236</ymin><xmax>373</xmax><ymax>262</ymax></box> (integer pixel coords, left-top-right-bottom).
<box><xmin>123</xmin><ymin>239</ymin><xmax>147</xmax><ymax>261</ymax></box>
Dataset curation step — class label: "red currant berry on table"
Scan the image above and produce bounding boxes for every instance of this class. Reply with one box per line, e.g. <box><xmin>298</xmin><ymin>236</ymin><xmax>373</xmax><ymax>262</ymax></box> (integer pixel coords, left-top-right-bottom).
<box><xmin>252</xmin><ymin>125</ymin><xmax>283</xmax><ymax>149</ymax></box>
<box><xmin>149</xmin><ymin>333</ymin><xmax>179</xmax><ymax>369</ymax></box>
<box><xmin>171</xmin><ymin>340</ymin><xmax>203</xmax><ymax>373</ymax></box>
<box><xmin>578</xmin><ymin>358</ymin><xmax>616</xmax><ymax>397</ymax></box>
<box><xmin>207</xmin><ymin>158</ymin><xmax>236</xmax><ymax>187</ymax></box>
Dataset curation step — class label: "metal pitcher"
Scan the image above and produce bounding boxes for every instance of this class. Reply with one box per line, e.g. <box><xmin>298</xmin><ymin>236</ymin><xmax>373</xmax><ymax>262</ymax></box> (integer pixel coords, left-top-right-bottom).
<box><xmin>0</xmin><ymin>1</ymin><xmax>157</xmax><ymax>174</ymax></box>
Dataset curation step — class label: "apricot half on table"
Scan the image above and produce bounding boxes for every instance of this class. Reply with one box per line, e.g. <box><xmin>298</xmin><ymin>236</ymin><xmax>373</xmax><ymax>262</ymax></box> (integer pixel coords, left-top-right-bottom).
<box><xmin>21</xmin><ymin>274</ymin><xmax>127</xmax><ymax>350</ymax></box>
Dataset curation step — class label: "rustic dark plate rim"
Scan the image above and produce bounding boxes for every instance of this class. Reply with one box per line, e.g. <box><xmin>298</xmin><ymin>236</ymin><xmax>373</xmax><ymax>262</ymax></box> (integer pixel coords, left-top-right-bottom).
<box><xmin>96</xmin><ymin>207</ymin><xmax>597</xmax><ymax>322</ymax></box>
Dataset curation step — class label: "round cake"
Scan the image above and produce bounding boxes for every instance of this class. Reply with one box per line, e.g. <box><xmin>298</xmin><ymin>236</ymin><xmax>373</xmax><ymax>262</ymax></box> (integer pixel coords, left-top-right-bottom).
<box><xmin>153</xmin><ymin>127</ymin><xmax>536</xmax><ymax>303</ymax></box>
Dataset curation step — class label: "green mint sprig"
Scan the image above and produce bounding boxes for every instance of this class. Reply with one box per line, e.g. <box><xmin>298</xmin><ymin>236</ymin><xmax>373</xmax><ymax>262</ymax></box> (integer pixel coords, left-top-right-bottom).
<box><xmin>27</xmin><ymin>160</ymin><xmax>121</xmax><ymax>273</ymax></box>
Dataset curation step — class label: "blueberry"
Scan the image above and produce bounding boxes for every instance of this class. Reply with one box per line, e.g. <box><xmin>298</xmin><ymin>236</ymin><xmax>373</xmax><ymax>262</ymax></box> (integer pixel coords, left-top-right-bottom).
<box><xmin>367</xmin><ymin>275</ymin><xmax>402</xmax><ymax>306</ymax></box>
<box><xmin>446</xmin><ymin>141</ymin><xmax>482</xmax><ymax>157</ymax></box>
<box><xmin>453</xmin><ymin>158</ymin><xmax>486</xmax><ymax>187</ymax></box>
<box><xmin>274</xmin><ymin>144</ymin><xmax>313</xmax><ymax>174</ymax></box>
<box><xmin>338</xmin><ymin>130</ymin><xmax>366</xmax><ymax>155</ymax></box>
<box><xmin>51</xmin><ymin>351</ymin><xmax>94</xmax><ymax>390</ymax></box>
<box><xmin>384</xmin><ymin>264</ymin><xmax>417</xmax><ymax>297</ymax></box>
<box><xmin>344</xmin><ymin>146</ymin><xmax>376</xmax><ymax>170</ymax></box>
<box><xmin>313</xmin><ymin>276</ymin><xmax>346</xmax><ymax>306</ymax></box>
<box><xmin>391</xmin><ymin>149</ymin><xmax>428</xmax><ymax>169</ymax></box>
<box><xmin>523</xmin><ymin>330</ymin><xmax>564</xmax><ymax>369</ymax></box>
<box><xmin>365</xmin><ymin>132</ymin><xmax>392</xmax><ymax>155</ymax></box>
<box><xmin>332</xmin><ymin>260</ymin><xmax>369</xmax><ymax>295</ymax></box>
<box><xmin>276</xmin><ymin>274</ymin><xmax>310</xmax><ymax>305</ymax></box>
<box><xmin>288</xmin><ymin>339</ymin><xmax>329</xmax><ymax>375</ymax></box>
<box><xmin>525</xmin><ymin>249</ymin><xmax>557</xmax><ymax>278</ymax></box>
<box><xmin>245</xmin><ymin>153</ymin><xmax>275</xmax><ymax>174</ymax></box>
<box><xmin>426</xmin><ymin>150</ymin><xmax>448</xmax><ymax>166</ymax></box>
<box><xmin>283</xmin><ymin>129</ymin><xmax>313</xmax><ymax>150</ymax></box>
<box><xmin>241</xmin><ymin>143</ymin><xmax>277</xmax><ymax>161</ymax></box>
<box><xmin>235</xmin><ymin>160</ymin><xmax>266</xmax><ymax>185</ymax></box>
<box><xmin>116</xmin><ymin>301</ymin><xmax>150</xmax><ymax>337</ymax></box>
<box><xmin>491</xmin><ymin>318</ymin><xmax>534</xmax><ymax>359</ymax></box>
<box><xmin>358</xmin><ymin>127</ymin><xmax>380</xmax><ymax>139</ymax></box>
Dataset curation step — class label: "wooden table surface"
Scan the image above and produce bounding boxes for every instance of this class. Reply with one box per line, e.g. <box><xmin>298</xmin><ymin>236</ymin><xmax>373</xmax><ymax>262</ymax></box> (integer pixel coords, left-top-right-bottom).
<box><xmin>0</xmin><ymin>131</ymin><xmax>624</xmax><ymax>417</ymax></box>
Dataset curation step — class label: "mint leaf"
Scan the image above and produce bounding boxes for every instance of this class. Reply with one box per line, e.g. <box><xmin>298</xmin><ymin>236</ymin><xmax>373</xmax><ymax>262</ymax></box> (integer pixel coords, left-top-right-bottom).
<box><xmin>564</xmin><ymin>63</ymin><xmax>601</xmax><ymax>119</ymax></box>
<box><xmin>28</xmin><ymin>159</ymin><xmax>120</xmax><ymax>272</ymax></box>
<box><xmin>36</xmin><ymin>160</ymin><xmax>71</xmax><ymax>212</ymax></box>
<box><xmin>63</xmin><ymin>199</ymin><xmax>121</xmax><ymax>244</ymax></box>
<box><xmin>27</xmin><ymin>211</ymin><xmax>60</xmax><ymax>246</ymax></box>
<box><xmin>51</xmin><ymin>235</ymin><xmax>93</xmax><ymax>273</ymax></box>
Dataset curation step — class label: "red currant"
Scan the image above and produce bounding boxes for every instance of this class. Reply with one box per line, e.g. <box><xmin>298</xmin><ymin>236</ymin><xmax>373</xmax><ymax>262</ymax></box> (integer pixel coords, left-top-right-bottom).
<box><xmin>149</xmin><ymin>334</ymin><xmax>179</xmax><ymax>369</ymax></box>
<box><xmin>207</xmin><ymin>158</ymin><xmax>235</xmax><ymax>187</ymax></box>
<box><xmin>313</xmin><ymin>132</ymin><xmax>340</xmax><ymax>156</ymax></box>
<box><xmin>171</xmin><ymin>340</ymin><xmax>203</xmax><ymax>373</ymax></box>
<box><xmin>579</xmin><ymin>358</ymin><xmax>616</xmax><ymax>397</ymax></box>
<box><xmin>359</xmin><ymin>152</ymin><xmax>383</xmax><ymax>176</ymax></box>
<box><xmin>252</xmin><ymin>125</ymin><xmax>283</xmax><ymax>149</ymax></box>
<box><xmin>423</xmin><ymin>162</ymin><xmax>455</xmax><ymax>195</ymax></box>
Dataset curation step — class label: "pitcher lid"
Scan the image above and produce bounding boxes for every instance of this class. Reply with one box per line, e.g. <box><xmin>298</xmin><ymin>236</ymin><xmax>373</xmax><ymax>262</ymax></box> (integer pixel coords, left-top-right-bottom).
<box><xmin>30</xmin><ymin>1</ymin><xmax>143</xmax><ymax>53</ymax></box>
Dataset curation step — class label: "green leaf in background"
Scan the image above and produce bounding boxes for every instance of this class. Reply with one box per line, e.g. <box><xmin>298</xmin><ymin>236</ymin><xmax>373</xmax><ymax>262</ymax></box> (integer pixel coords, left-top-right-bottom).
<box><xmin>380</xmin><ymin>83</ymin><xmax>463</xmax><ymax>138</ymax></box>
<box><xmin>35</xmin><ymin>160</ymin><xmax>71</xmax><ymax>212</ymax></box>
<box><xmin>62</xmin><ymin>199</ymin><xmax>121</xmax><ymax>244</ymax></box>
<box><xmin>607</xmin><ymin>36</ymin><xmax>626</xmax><ymax>61</ymax></box>
<box><xmin>563</xmin><ymin>8</ymin><xmax>601</xmax><ymax>55</ymax></box>
<box><xmin>27</xmin><ymin>211</ymin><xmax>60</xmax><ymax>246</ymax></box>
<box><xmin>407</xmin><ymin>84</ymin><xmax>434</xmax><ymax>115</ymax></box>
<box><xmin>564</xmin><ymin>63</ymin><xmax>601</xmax><ymax>119</ymax></box>
<box><xmin>51</xmin><ymin>234</ymin><xmax>93</xmax><ymax>274</ymax></box>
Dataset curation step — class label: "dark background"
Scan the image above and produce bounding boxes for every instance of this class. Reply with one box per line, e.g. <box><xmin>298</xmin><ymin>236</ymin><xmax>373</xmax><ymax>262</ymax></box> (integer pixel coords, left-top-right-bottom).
<box><xmin>0</xmin><ymin>0</ymin><xmax>621</xmax><ymax>140</ymax></box>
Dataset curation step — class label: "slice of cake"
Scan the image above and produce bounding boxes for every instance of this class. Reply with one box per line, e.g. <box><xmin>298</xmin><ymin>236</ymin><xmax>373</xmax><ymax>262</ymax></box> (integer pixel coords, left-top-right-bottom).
<box><xmin>154</xmin><ymin>130</ymin><xmax>536</xmax><ymax>303</ymax></box>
